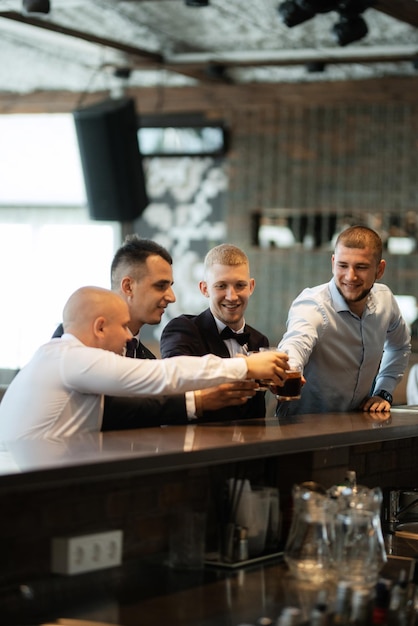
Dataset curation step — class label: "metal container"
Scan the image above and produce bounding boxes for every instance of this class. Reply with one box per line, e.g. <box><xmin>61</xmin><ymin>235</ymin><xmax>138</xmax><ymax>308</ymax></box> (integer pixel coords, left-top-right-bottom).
<box><xmin>387</xmin><ymin>489</ymin><xmax>418</xmax><ymax>525</ymax></box>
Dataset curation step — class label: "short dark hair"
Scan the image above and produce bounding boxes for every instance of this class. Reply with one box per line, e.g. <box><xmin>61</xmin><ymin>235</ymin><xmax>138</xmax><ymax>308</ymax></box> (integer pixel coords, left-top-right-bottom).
<box><xmin>110</xmin><ymin>235</ymin><xmax>172</xmax><ymax>289</ymax></box>
<box><xmin>335</xmin><ymin>225</ymin><xmax>383</xmax><ymax>263</ymax></box>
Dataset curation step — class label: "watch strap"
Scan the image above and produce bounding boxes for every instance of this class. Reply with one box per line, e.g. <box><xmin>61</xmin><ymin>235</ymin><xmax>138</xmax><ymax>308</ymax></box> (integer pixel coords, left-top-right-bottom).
<box><xmin>377</xmin><ymin>389</ymin><xmax>393</xmax><ymax>405</ymax></box>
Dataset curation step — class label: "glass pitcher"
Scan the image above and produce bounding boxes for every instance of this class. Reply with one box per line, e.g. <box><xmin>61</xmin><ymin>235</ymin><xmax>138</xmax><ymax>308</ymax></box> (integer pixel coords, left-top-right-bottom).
<box><xmin>332</xmin><ymin>484</ymin><xmax>387</xmax><ymax>589</ymax></box>
<box><xmin>284</xmin><ymin>482</ymin><xmax>337</xmax><ymax>584</ymax></box>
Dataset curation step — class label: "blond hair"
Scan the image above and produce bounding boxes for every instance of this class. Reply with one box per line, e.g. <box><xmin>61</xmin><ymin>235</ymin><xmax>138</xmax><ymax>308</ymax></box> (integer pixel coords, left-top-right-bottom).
<box><xmin>204</xmin><ymin>244</ymin><xmax>249</xmax><ymax>276</ymax></box>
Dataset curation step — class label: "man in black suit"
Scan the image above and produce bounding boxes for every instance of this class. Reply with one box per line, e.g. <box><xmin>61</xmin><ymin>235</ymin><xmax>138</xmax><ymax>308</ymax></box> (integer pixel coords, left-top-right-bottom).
<box><xmin>160</xmin><ymin>244</ymin><xmax>271</xmax><ymax>422</ymax></box>
<box><xmin>53</xmin><ymin>236</ymin><xmax>258</xmax><ymax>428</ymax></box>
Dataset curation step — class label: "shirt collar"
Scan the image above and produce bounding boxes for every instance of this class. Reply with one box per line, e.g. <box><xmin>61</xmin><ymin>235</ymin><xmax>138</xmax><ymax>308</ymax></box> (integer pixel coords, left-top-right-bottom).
<box><xmin>329</xmin><ymin>278</ymin><xmax>376</xmax><ymax>317</ymax></box>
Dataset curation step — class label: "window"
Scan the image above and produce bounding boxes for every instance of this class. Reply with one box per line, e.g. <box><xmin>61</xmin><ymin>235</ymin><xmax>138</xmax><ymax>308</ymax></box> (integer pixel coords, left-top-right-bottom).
<box><xmin>0</xmin><ymin>114</ymin><xmax>120</xmax><ymax>369</ymax></box>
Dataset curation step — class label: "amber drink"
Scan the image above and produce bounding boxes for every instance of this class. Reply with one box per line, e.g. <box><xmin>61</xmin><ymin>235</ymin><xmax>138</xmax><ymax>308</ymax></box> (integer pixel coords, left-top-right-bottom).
<box><xmin>276</xmin><ymin>366</ymin><xmax>302</xmax><ymax>401</ymax></box>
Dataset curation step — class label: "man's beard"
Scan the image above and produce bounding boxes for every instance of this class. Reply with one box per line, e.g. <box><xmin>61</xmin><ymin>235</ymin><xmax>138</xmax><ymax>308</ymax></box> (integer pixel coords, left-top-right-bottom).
<box><xmin>337</xmin><ymin>284</ymin><xmax>373</xmax><ymax>304</ymax></box>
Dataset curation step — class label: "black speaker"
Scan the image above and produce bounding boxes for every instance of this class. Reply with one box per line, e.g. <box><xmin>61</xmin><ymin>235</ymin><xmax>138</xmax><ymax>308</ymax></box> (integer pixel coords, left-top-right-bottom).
<box><xmin>73</xmin><ymin>97</ymin><xmax>149</xmax><ymax>221</ymax></box>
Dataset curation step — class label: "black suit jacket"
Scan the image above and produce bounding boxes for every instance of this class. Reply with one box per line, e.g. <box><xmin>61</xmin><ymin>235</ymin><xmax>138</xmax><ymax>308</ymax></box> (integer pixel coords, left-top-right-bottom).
<box><xmin>52</xmin><ymin>324</ymin><xmax>188</xmax><ymax>430</ymax></box>
<box><xmin>160</xmin><ymin>308</ymin><xmax>269</xmax><ymax>422</ymax></box>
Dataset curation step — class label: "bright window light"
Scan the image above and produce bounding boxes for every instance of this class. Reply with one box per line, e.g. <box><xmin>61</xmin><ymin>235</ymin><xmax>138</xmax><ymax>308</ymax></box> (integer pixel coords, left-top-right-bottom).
<box><xmin>0</xmin><ymin>114</ymin><xmax>120</xmax><ymax>369</ymax></box>
<box><xmin>0</xmin><ymin>114</ymin><xmax>86</xmax><ymax>205</ymax></box>
<box><xmin>0</xmin><ymin>220</ymin><xmax>116</xmax><ymax>369</ymax></box>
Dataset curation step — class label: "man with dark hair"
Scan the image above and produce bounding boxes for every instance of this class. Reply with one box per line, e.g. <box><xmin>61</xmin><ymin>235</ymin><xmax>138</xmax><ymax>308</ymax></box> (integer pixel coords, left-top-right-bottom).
<box><xmin>276</xmin><ymin>225</ymin><xmax>411</xmax><ymax>417</ymax></box>
<box><xmin>109</xmin><ymin>235</ymin><xmax>176</xmax><ymax>358</ymax></box>
<box><xmin>54</xmin><ymin>235</ymin><xmax>260</xmax><ymax>428</ymax></box>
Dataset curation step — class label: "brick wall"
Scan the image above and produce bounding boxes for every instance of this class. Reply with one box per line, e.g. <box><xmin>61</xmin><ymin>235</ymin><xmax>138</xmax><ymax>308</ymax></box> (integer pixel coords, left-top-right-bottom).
<box><xmin>130</xmin><ymin>77</ymin><xmax>418</xmax><ymax>342</ymax></box>
<box><xmin>225</xmin><ymin>99</ymin><xmax>418</xmax><ymax>339</ymax></box>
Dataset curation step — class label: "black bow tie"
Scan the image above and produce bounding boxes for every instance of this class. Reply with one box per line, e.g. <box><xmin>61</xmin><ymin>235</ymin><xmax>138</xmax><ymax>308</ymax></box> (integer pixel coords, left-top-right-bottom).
<box><xmin>219</xmin><ymin>326</ymin><xmax>250</xmax><ymax>346</ymax></box>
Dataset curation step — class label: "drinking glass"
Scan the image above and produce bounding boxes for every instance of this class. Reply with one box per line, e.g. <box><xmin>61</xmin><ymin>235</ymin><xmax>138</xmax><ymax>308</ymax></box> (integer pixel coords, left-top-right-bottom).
<box><xmin>168</xmin><ymin>507</ymin><xmax>206</xmax><ymax>570</ymax></box>
<box><xmin>258</xmin><ymin>347</ymin><xmax>280</xmax><ymax>390</ymax></box>
<box><xmin>276</xmin><ymin>365</ymin><xmax>302</xmax><ymax>401</ymax></box>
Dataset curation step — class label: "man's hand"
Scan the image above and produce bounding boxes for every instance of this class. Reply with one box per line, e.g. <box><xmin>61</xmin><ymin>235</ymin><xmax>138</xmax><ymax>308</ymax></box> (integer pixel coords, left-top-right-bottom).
<box><xmin>361</xmin><ymin>395</ymin><xmax>392</xmax><ymax>412</ymax></box>
<box><xmin>244</xmin><ymin>351</ymin><xmax>289</xmax><ymax>386</ymax></box>
<box><xmin>199</xmin><ymin>381</ymin><xmax>260</xmax><ymax>412</ymax></box>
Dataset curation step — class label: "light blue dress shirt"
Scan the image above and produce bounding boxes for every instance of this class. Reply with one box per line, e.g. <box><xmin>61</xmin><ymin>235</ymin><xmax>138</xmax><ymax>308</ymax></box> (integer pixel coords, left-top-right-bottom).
<box><xmin>277</xmin><ymin>278</ymin><xmax>411</xmax><ymax>416</ymax></box>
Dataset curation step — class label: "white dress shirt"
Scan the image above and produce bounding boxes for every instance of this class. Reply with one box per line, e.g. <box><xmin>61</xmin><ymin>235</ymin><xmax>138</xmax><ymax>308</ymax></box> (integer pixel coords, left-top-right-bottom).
<box><xmin>184</xmin><ymin>318</ymin><xmax>249</xmax><ymax>418</ymax></box>
<box><xmin>0</xmin><ymin>334</ymin><xmax>248</xmax><ymax>440</ymax></box>
<box><xmin>277</xmin><ymin>279</ymin><xmax>411</xmax><ymax>416</ymax></box>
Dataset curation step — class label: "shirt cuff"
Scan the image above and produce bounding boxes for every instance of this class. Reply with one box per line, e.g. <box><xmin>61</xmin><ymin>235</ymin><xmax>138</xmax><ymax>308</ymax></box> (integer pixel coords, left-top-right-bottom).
<box><xmin>185</xmin><ymin>390</ymin><xmax>198</xmax><ymax>419</ymax></box>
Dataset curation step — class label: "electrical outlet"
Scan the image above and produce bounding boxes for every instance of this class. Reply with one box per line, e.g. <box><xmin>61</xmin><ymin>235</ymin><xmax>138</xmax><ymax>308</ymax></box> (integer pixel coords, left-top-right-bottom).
<box><xmin>51</xmin><ymin>530</ymin><xmax>123</xmax><ymax>575</ymax></box>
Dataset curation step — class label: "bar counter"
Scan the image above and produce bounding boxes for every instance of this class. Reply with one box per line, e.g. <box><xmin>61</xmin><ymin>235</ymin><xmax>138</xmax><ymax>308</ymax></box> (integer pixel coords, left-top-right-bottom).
<box><xmin>1</xmin><ymin>407</ymin><xmax>418</xmax><ymax>492</ymax></box>
<box><xmin>2</xmin><ymin>408</ymin><xmax>418</xmax><ymax>624</ymax></box>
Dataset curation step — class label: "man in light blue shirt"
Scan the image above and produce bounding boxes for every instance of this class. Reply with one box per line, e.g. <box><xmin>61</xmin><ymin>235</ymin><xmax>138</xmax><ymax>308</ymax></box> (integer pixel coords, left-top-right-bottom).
<box><xmin>277</xmin><ymin>225</ymin><xmax>411</xmax><ymax>417</ymax></box>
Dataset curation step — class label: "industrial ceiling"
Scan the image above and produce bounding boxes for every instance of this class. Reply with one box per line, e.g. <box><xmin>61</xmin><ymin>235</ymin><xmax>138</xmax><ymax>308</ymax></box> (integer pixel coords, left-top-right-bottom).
<box><xmin>0</xmin><ymin>0</ymin><xmax>416</xmax><ymax>96</ymax></box>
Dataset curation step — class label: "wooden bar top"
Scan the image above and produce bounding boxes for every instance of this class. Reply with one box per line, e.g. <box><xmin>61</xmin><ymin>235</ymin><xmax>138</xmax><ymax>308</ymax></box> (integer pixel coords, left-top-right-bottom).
<box><xmin>1</xmin><ymin>406</ymin><xmax>418</xmax><ymax>492</ymax></box>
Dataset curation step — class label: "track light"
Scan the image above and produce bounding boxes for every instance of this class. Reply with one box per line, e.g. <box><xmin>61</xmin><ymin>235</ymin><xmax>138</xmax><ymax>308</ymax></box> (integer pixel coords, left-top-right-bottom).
<box><xmin>306</xmin><ymin>61</ymin><xmax>326</xmax><ymax>72</ymax></box>
<box><xmin>278</xmin><ymin>1</ymin><xmax>315</xmax><ymax>27</ymax></box>
<box><xmin>205</xmin><ymin>64</ymin><xmax>231</xmax><ymax>82</ymax></box>
<box><xmin>22</xmin><ymin>0</ymin><xmax>50</xmax><ymax>12</ymax></box>
<box><xmin>332</xmin><ymin>14</ymin><xmax>368</xmax><ymax>46</ymax></box>
<box><xmin>113</xmin><ymin>67</ymin><xmax>132</xmax><ymax>80</ymax></box>
<box><xmin>278</xmin><ymin>0</ymin><xmax>371</xmax><ymax>45</ymax></box>
<box><xmin>298</xmin><ymin>0</ymin><xmax>336</xmax><ymax>13</ymax></box>
<box><xmin>337</xmin><ymin>0</ymin><xmax>375</xmax><ymax>12</ymax></box>
<box><xmin>184</xmin><ymin>0</ymin><xmax>209</xmax><ymax>6</ymax></box>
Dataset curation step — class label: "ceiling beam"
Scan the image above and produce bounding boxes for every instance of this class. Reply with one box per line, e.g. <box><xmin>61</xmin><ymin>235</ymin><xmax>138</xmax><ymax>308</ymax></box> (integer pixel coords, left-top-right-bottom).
<box><xmin>0</xmin><ymin>9</ymin><xmax>219</xmax><ymax>83</ymax></box>
<box><xmin>1</xmin><ymin>76</ymin><xmax>417</xmax><ymax>116</ymax></box>
<box><xmin>0</xmin><ymin>6</ymin><xmax>416</xmax><ymax>87</ymax></box>
<box><xmin>0</xmin><ymin>10</ymin><xmax>164</xmax><ymax>64</ymax></box>
<box><xmin>164</xmin><ymin>46</ymin><xmax>417</xmax><ymax>69</ymax></box>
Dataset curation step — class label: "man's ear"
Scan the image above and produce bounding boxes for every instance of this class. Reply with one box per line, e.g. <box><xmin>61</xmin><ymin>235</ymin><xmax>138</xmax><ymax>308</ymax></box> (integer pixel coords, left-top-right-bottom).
<box><xmin>199</xmin><ymin>281</ymin><xmax>209</xmax><ymax>298</ymax></box>
<box><xmin>92</xmin><ymin>316</ymin><xmax>106</xmax><ymax>340</ymax></box>
<box><xmin>249</xmin><ymin>278</ymin><xmax>255</xmax><ymax>295</ymax></box>
<box><xmin>376</xmin><ymin>259</ymin><xmax>386</xmax><ymax>280</ymax></box>
<box><xmin>120</xmin><ymin>276</ymin><xmax>133</xmax><ymax>296</ymax></box>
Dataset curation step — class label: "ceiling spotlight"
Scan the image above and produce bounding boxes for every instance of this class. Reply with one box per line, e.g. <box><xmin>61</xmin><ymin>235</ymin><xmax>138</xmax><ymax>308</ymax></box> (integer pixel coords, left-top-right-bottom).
<box><xmin>184</xmin><ymin>0</ymin><xmax>209</xmax><ymax>6</ymax></box>
<box><xmin>306</xmin><ymin>61</ymin><xmax>326</xmax><ymax>72</ymax></box>
<box><xmin>336</xmin><ymin>0</ymin><xmax>375</xmax><ymax>13</ymax></box>
<box><xmin>332</xmin><ymin>14</ymin><xmax>368</xmax><ymax>46</ymax></box>
<box><xmin>298</xmin><ymin>0</ymin><xmax>337</xmax><ymax>13</ymax></box>
<box><xmin>205</xmin><ymin>64</ymin><xmax>232</xmax><ymax>83</ymax></box>
<box><xmin>22</xmin><ymin>0</ymin><xmax>50</xmax><ymax>12</ymax></box>
<box><xmin>113</xmin><ymin>67</ymin><xmax>132</xmax><ymax>79</ymax></box>
<box><xmin>278</xmin><ymin>1</ymin><xmax>315</xmax><ymax>27</ymax></box>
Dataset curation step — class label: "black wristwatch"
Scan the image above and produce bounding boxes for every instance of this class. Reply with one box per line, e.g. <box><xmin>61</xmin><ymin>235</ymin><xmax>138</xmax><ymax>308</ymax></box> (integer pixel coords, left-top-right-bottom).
<box><xmin>377</xmin><ymin>389</ymin><xmax>393</xmax><ymax>405</ymax></box>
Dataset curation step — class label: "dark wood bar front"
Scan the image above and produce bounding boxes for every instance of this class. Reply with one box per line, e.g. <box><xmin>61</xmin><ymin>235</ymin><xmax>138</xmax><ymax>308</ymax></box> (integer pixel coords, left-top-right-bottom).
<box><xmin>1</xmin><ymin>408</ymin><xmax>418</xmax><ymax>624</ymax></box>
